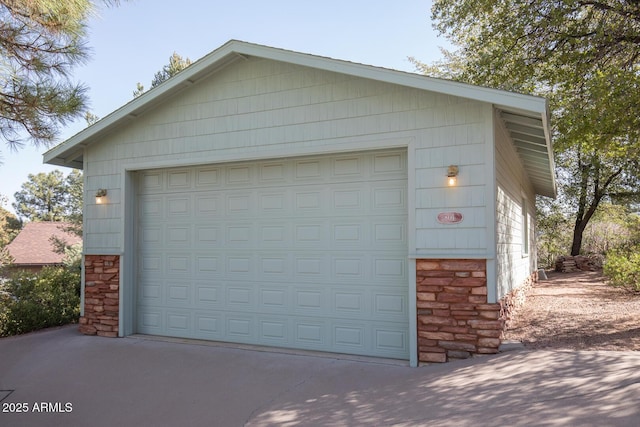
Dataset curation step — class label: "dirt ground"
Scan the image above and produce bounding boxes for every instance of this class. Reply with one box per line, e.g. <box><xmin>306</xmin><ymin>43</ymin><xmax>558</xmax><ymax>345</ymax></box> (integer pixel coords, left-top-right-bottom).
<box><xmin>503</xmin><ymin>270</ymin><xmax>640</xmax><ymax>351</ymax></box>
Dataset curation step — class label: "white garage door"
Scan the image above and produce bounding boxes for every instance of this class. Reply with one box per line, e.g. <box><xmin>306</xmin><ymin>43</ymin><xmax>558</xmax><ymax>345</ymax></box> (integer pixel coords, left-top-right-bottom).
<box><xmin>136</xmin><ymin>149</ymin><xmax>409</xmax><ymax>359</ymax></box>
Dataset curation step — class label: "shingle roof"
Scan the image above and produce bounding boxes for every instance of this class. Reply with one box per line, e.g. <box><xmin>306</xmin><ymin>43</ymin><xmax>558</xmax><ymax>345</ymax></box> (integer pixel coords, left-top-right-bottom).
<box><xmin>5</xmin><ymin>222</ymin><xmax>82</xmax><ymax>266</ymax></box>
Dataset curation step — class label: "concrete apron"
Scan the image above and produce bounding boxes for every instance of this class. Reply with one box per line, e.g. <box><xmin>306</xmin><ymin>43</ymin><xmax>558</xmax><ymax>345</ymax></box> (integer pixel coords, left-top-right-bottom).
<box><xmin>1</xmin><ymin>325</ymin><xmax>639</xmax><ymax>427</ymax></box>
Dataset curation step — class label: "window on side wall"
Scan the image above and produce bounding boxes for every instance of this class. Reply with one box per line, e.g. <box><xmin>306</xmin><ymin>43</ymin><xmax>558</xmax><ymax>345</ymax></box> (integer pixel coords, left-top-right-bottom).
<box><xmin>522</xmin><ymin>197</ymin><xmax>529</xmax><ymax>256</ymax></box>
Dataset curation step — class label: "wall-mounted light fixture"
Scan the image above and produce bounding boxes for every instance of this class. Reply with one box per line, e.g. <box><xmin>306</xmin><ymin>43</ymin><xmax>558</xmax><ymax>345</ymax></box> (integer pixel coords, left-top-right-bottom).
<box><xmin>447</xmin><ymin>165</ymin><xmax>459</xmax><ymax>186</ymax></box>
<box><xmin>95</xmin><ymin>189</ymin><xmax>108</xmax><ymax>204</ymax></box>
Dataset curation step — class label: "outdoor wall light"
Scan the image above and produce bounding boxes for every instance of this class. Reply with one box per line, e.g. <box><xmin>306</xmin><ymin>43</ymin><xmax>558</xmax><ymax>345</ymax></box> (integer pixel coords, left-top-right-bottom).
<box><xmin>447</xmin><ymin>165</ymin><xmax>459</xmax><ymax>186</ymax></box>
<box><xmin>95</xmin><ymin>189</ymin><xmax>108</xmax><ymax>204</ymax></box>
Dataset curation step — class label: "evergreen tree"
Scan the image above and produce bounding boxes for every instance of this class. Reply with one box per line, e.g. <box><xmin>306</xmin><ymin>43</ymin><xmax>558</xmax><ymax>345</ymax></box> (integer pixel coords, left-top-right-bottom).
<box><xmin>133</xmin><ymin>52</ymin><xmax>192</xmax><ymax>97</ymax></box>
<box><xmin>0</xmin><ymin>0</ymin><xmax>124</xmax><ymax>152</ymax></box>
<box><xmin>13</xmin><ymin>170</ymin><xmax>82</xmax><ymax>222</ymax></box>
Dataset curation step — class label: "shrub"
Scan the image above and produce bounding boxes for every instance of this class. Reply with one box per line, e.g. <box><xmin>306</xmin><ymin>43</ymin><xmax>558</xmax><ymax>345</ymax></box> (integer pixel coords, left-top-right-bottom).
<box><xmin>0</xmin><ymin>267</ymin><xmax>80</xmax><ymax>337</ymax></box>
<box><xmin>603</xmin><ymin>250</ymin><xmax>640</xmax><ymax>292</ymax></box>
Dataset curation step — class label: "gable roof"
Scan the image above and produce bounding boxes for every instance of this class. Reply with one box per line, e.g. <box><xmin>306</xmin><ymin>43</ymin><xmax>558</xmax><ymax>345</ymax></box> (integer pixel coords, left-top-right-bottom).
<box><xmin>43</xmin><ymin>40</ymin><xmax>556</xmax><ymax>197</ymax></box>
<box><xmin>5</xmin><ymin>222</ymin><xmax>82</xmax><ymax>266</ymax></box>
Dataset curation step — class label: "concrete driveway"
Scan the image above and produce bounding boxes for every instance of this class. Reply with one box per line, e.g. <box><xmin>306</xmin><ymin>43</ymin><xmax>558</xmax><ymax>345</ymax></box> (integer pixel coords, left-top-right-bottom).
<box><xmin>1</xmin><ymin>326</ymin><xmax>639</xmax><ymax>427</ymax></box>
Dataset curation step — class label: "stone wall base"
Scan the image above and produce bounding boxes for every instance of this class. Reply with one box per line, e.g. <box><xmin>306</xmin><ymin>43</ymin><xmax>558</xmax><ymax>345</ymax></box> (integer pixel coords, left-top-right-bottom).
<box><xmin>79</xmin><ymin>255</ymin><xmax>120</xmax><ymax>337</ymax></box>
<box><xmin>499</xmin><ymin>270</ymin><xmax>537</xmax><ymax>331</ymax></box>
<box><xmin>417</xmin><ymin>259</ymin><xmax>538</xmax><ymax>363</ymax></box>
<box><xmin>417</xmin><ymin>259</ymin><xmax>502</xmax><ymax>363</ymax></box>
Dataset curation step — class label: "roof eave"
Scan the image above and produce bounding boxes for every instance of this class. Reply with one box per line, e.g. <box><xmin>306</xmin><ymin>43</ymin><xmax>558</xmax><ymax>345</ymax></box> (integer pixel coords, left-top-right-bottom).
<box><xmin>498</xmin><ymin>102</ymin><xmax>557</xmax><ymax>199</ymax></box>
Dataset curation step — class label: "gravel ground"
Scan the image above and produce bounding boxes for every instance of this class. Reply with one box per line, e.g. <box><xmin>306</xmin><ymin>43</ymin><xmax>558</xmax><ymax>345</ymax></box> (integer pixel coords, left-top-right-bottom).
<box><xmin>503</xmin><ymin>270</ymin><xmax>640</xmax><ymax>351</ymax></box>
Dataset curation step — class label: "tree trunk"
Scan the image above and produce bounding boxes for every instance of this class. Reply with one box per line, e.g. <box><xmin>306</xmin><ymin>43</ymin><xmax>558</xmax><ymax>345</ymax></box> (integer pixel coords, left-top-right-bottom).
<box><xmin>571</xmin><ymin>220</ymin><xmax>587</xmax><ymax>256</ymax></box>
<box><xmin>571</xmin><ymin>159</ymin><xmax>590</xmax><ymax>256</ymax></box>
<box><xmin>569</xmin><ymin>163</ymin><xmax>623</xmax><ymax>255</ymax></box>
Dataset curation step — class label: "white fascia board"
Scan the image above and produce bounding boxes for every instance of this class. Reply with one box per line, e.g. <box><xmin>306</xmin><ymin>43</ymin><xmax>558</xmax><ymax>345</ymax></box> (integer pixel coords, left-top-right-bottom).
<box><xmin>540</xmin><ymin>110</ymin><xmax>558</xmax><ymax>198</ymax></box>
<box><xmin>234</xmin><ymin>41</ymin><xmax>549</xmax><ymax>114</ymax></box>
<box><xmin>44</xmin><ymin>41</ymin><xmax>245</xmax><ymax>165</ymax></box>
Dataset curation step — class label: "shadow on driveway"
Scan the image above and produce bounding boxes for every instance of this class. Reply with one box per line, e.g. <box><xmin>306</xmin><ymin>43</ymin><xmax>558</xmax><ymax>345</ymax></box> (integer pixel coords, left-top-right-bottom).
<box><xmin>1</xmin><ymin>325</ymin><xmax>639</xmax><ymax>426</ymax></box>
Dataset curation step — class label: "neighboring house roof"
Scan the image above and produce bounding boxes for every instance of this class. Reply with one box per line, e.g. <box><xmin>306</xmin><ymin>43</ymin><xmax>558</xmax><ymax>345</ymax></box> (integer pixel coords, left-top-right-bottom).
<box><xmin>5</xmin><ymin>222</ymin><xmax>82</xmax><ymax>266</ymax></box>
<box><xmin>43</xmin><ymin>40</ymin><xmax>556</xmax><ymax>197</ymax></box>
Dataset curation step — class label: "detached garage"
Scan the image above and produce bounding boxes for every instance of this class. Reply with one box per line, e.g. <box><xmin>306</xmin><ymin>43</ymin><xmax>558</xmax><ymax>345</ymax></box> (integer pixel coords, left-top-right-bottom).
<box><xmin>44</xmin><ymin>40</ymin><xmax>556</xmax><ymax>366</ymax></box>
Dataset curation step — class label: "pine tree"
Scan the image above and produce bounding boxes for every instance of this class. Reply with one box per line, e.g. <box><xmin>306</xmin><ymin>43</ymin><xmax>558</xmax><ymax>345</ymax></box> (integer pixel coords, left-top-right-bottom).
<box><xmin>0</xmin><ymin>1</ymin><xmax>123</xmax><ymax>152</ymax></box>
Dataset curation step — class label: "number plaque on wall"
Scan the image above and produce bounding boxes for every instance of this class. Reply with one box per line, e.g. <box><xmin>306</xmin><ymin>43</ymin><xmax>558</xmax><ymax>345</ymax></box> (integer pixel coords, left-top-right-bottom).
<box><xmin>437</xmin><ymin>212</ymin><xmax>463</xmax><ymax>224</ymax></box>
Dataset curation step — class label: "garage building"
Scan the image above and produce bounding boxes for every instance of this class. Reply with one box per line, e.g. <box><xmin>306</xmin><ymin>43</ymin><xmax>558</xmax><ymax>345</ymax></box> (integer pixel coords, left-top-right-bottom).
<box><xmin>44</xmin><ymin>40</ymin><xmax>556</xmax><ymax>366</ymax></box>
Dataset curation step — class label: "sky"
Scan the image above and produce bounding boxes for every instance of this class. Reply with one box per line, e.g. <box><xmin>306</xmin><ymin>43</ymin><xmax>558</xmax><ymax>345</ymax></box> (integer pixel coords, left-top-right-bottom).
<box><xmin>0</xmin><ymin>0</ymin><xmax>449</xmax><ymax>215</ymax></box>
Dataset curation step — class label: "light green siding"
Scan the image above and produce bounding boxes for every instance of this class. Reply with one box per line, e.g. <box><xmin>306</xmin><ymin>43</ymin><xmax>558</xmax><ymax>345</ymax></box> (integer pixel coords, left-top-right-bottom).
<box><xmin>83</xmin><ymin>57</ymin><xmax>492</xmax><ymax>258</ymax></box>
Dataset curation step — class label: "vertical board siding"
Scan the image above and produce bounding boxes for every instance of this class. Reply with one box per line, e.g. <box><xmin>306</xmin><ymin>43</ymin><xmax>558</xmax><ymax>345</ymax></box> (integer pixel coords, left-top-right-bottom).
<box><xmin>84</xmin><ymin>57</ymin><xmax>490</xmax><ymax>255</ymax></box>
<box><xmin>494</xmin><ymin>116</ymin><xmax>536</xmax><ymax>300</ymax></box>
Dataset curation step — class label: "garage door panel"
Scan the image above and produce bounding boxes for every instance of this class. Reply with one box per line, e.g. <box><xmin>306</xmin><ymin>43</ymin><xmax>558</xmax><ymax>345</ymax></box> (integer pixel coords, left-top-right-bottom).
<box><xmin>140</xmin><ymin>254</ymin><xmax>162</xmax><ymax>275</ymax></box>
<box><xmin>374</xmin><ymin>221</ymin><xmax>406</xmax><ymax>246</ymax></box>
<box><xmin>331</xmin><ymin>223</ymin><xmax>364</xmax><ymax>247</ymax></box>
<box><xmin>227</xmin><ymin>286</ymin><xmax>254</xmax><ymax>309</ymax></box>
<box><xmin>195</xmin><ymin>255</ymin><xmax>221</xmax><ymax>277</ymax></box>
<box><xmin>166</xmin><ymin>282</ymin><xmax>192</xmax><ymax>307</ymax></box>
<box><xmin>332</xmin><ymin>155</ymin><xmax>363</xmax><ymax>177</ymax></box>
<box><xmin>225</xmin><ymin>315</ymin><xmax>255</xmax><ymax>340</ymax></box>
<box><xmin>226</xmin><ymin>254</ymin><xmax>254</xmax><ymax>278</ymax></box>
<box><xmin>332</xmin><ymin>255</ymin><xmax>366</xmax><ymax>281</ymax></box>
<box><xmin>166</xmin><ymin>226</ymin><xmax>191</xmax><ymax>247</ymax></box>
<box><xmin>195</xmin><ymin>283</ymin><xmax>223</xmax><ymax>307</ymax></box>
<box><xmin>196</xmin><ymin>195</ymin><xmax>220</xmax><ymax>215</ymax></box>
<box><xmin>294</xmin><ymin>289</ymin><xmax>325</xmax><ymax>312</ymax></box>
<box><xmin>226</xmin><ymin>224</ymin><xmax>253</xmax><ymax>247</ymax></box>
<box><xmin>167</xmin><ymin>170</ymin><xmax>191</xmax><ymax>190</ymax></box>
<box><xmin>259</xmin><ymin>161</ymin><xmax>288</xmax><ymax>182</ymax></box>
<box><xmin>226</xmin><ymin>165</ymin><xmax>252</xmax><ymax>185</ymax></box>
<box><xmin>333</xmin><ymin>323</ymin><xmax>366</xmax><ymax>350</ymax></box>
<box><xmin>294</xmin><ymin>319</ymin><xmax>328</xmax><ymax>348</ymax></box>
<box><xmin>137</xmin><ymin>149</ymin><xmax>409</xmax><ymax>359</ymax></box>
<box><xmin>373</xmin><ymin>152</ymin><xmax>405</xmax><ymax>174</ymax></box>
<box><xmin>166</xmin><ymin>195</ymin><xmax>191</xmax><ymax>217</ymax></box>
<box><xmin>194</xmin><ymin>312</ymin><xmax>223</xmax><ymax>338</ymax></box>
<box><xmin>259</xmin><ymin>191</ymin><xmax>289</xmax><ymax>213</ymax></box>
<box><xmin>294</xmin><ymin>254</ymin><xmax>328</xmax><ymax>279</ymax></box>
<box><xmin>374</xmin><ymin>326</ymin><xmax>408</xmax><ymax>355</ymax></box>
<box><xmin>226</xmin><ymin>192</ymin><xmax>253</xmax><ymax>216</ymax></box>
<box><xmin>195</xmin><ymin>168</ymin><xmax>221</xmax><ymax>187</ymax></box>
<box><xmin>166</xmin><ymin>310</ymin><xmax>191</xmax><ymax>333</ymax></box>
<box><xmin>373</xmin><ymin>186</ymin><xmax>406</xmax><ymax>210</ymax></box>
<box><xmin>166</xmin><ymin>253</ymin><xmax>192</xmax><ymax>276</ymax></box>
<box><xmin>259</xmin><ymin>223</ymin><xmax>290</xmax><ymax>246</ymax></box>
<box><xmin>140</xmin><ymin>171</ymin><xmax>164</xmax><ymax>192</ymax></box>
<box><xmin>373</xmin><ymin>257</ymin><xmax>408</xmax><ymax>283</ymax></box>
<box><xmin>373</xmin><ymin>292</ymin><xmax>408</xmax><ymax>321</ymax></box>
<box><xmin>139</xmin><ymin>281</ymin><xmax>162</xmax><ymax>305</ymax></box>
<box><xmin>294</xmin><ymin>222</ymin><xmax>328</xmax><ymax>247</ymax></box>
<box><xmin>259</xmin><ymin>287</ymin><xmax>289</xmax><ymax>310</ymax></box>
<box><xmin>140</xmin><ymin>226</ymin><xmax>163</xmax><ymax>245</ymax></box>
<box><xmin>332</xmin><ymin>290</ymin><xmax>366</xmax><ymax>315</ymax></box>
<box><xmin>333</xmin><ymin>188</ymin><xmax>363</xmax><ymax>210</ymax></box>
<box><xmin>259</xmin><ymin>255</ymin><xmax>292</xmax><ymax>279</ymax></box>
<box><xmin>294</xmin><ymin>190</ymin><xmax>325</xmax><ymax>212</ymax></box>
<box><xmin>295</xmin><ymin>159</ymin><xmax>324</xmax><ymax>180</ymax></box>
<box><xmin>137</xmin><ymin>309</ymin><xmax>163</xmax><ymax>333</ymax></box>
<box><xmin>139</xmin><ymin>196</ymin><xmax>163</xmax><ymax>219</ymax></box>
<box><xmin>258</xmin><ymin>316</ymin><xmax>291</xmax><ymax>344</ymax></box>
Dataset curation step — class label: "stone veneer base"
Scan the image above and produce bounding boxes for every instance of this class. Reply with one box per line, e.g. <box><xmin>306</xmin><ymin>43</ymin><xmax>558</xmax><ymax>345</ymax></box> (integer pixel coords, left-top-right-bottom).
<box><xmin>78</xmin><ymin>255</ymin><xmax>120</xmax><ymax>337</ymax></box>
<box><xmin>417</xmin><ymin>259</ymin><xmax>502</xmax><ymax>363</ymax></box>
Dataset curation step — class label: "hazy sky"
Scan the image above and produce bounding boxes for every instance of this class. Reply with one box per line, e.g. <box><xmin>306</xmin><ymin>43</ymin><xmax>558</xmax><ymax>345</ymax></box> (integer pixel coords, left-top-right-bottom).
<box><xmin>0</xmin><ymin>0</ymin><xmax>449</xmax><ymax>214</ymax></box>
